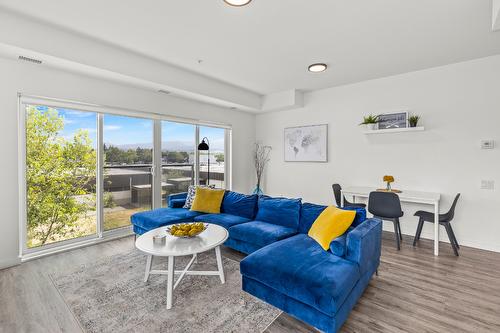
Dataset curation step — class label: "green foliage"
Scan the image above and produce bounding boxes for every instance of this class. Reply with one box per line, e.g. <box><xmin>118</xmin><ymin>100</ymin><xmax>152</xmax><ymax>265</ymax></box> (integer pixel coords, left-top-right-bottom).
<box><xmin>359</xmin><ymin>114</ymin><xmax>380</xmax><ymax>125</ymax></box>
<box><xmin>409</xmin><ymin>115</ymin><xmax>420</xmax><ymax>127</ymax></box>
<box><xmin>104</xmin><ymin>144</ymin><xmax>152</xmax><ymax>164</ymax></box>
<box><xmin>162</xmin><ymin>151</ymin><xmax>189</xmax><ymax>164</ymax></box>
<box><xmin>215</xmin><ymin>153</ymin><xmax>224</xmax><ymax>163</ymax></box>
<box><xmin>103</xmin><ymin>192</ymin><xmax>115</xmax><ymax>208</ymax></box>
<box><xmin>26</xmin><ymin>106</ymin><xmax>96</xmax><ymax>247</ymax></box>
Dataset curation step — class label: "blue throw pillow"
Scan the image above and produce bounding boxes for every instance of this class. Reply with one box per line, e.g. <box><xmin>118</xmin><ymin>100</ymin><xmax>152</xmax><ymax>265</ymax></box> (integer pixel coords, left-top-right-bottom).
<box><xmin>299</xmin><ymin>203</ymin><xmax>367</xmax><ymax>233</ymax></box>
<box><xmin>329</xmin><ymin>233</ymin><xmax>347</xmax><ymax>257</ymax></box>
<box><xmin>221</xmin><ymin>191</ymin><xmax>258</xmax><ymax>219</ymax></box>
<box><xmin>342</xmin><ymin>206</ymin><xmax>367</xmax><ymax>227</ymax></box>
<box><xmin>255</xmin><ymin>196</ymin><xmax>302</xmax><ymax>229</ymax></box>
<box><xmin>298</xmin><ymin>202</ymin><xmax>327</xmax><ymax>233</ymax></box>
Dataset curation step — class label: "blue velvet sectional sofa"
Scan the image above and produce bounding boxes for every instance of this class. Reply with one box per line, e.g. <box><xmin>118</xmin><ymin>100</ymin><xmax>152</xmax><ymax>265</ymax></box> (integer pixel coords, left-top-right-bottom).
<box><xmin>131</xmin><ymin>191</ymin><xmax>382</xmax><ymax>333</ymax></box>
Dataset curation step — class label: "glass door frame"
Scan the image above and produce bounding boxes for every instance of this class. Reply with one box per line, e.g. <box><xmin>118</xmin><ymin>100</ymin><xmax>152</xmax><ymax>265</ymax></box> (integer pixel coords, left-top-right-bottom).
<box><xmin>18</xmin><ymin>95</ymin><xmax>232</xmax><ymax>260</ymax></box>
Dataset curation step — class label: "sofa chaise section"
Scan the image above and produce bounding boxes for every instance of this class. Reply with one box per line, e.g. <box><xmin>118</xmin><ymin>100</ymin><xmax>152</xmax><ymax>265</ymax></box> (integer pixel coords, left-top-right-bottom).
<box><xmin>240</xmin><ymin>215</ymin><xmax>382</xmax><ymax>333</ymax></box>
<box><xmin>131</xmin><ymin>207</ymin><xmax>204</xmax><ymax>235</ymax></box>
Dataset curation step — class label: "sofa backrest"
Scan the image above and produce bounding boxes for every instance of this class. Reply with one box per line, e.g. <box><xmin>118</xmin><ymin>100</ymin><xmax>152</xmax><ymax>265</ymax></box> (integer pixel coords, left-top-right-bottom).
<box><xmin>298</xmin><ymin>203</ymin><xmax>367</xmax><ymax>234</ymax></box>
<box><xmin>254</xmin><ymin>196</ymin><xmax>302</xmax><ymax>229</ymax></box>
<box><xmin>298</xmin><ymin>202</ymin><xmax>327</xmax><ymax>233</ymax></box>
<box><xmin>221</xmin><ymin>191</ymin><xmax>258</xmax><ymax>219</ymax></box>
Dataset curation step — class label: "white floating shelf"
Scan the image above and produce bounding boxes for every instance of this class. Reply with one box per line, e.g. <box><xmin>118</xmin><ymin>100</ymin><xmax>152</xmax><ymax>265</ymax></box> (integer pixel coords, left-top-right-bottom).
<box><xmin>364</xmin><ymin>127</ymin><xmax>425</xmax><ymax>135</ymax></box>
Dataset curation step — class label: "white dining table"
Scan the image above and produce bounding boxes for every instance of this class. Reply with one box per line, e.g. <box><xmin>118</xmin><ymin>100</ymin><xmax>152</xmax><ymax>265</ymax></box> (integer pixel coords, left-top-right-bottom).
<box><xmin>341</xmin><ymin>186</ymin><xmax>441</xmax><ymax>256</ymax></box>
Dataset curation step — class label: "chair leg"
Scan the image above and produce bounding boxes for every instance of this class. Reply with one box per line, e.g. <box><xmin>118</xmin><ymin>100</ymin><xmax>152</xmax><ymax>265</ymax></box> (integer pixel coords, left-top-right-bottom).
<box><xmin>448</xmin><ymin>224</ymin><xmax>460</xmax><ymax>249</ymax></box>
<box><xmin>413</xmin><ymin>218</ymin><xmax>424</xmax><ymax>246</ymax></box>
<box><xmin>444</xmin><ymin>224</ymin><xmax>459</xmax><ymax>256</ymax></box>
<box><xmin>393</xmin><ymin>219</ymin><xmax>401</xmax><ymax>250</ymax></box>
<box><xmin>397</xmin><ymin>221</ymin><xmax>403</xmax><ymax>240</ymax></box>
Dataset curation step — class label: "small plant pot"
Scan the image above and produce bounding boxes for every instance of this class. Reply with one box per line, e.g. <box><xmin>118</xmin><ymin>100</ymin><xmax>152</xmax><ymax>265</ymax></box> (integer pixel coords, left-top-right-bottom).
<box><xmin>366</xmin><ymin>123</ymin><xmax>377</xmax><ymax>131</ymax></box>
<box><xmin>409</xmin><ymin>122</ymin><xmax>418</xmax><ymax>128</ymax></box>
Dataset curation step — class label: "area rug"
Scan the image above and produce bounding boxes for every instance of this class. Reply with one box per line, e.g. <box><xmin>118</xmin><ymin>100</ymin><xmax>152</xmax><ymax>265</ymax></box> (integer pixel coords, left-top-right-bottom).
<box><xmin>50</xmin><ymin>250</ymin><xmax>281</xmax><ymax>333</ymax></box>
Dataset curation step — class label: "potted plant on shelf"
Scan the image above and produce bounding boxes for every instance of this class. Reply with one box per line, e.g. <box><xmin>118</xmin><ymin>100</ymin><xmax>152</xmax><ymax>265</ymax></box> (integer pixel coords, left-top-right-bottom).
<box><xmin>409</xmin><ymin>115</ymin><xmax>420</xmax><ymax>128</ymax></box>
<box><xmin>359</xmin><ymin>114</ymin><xmax>380</xmax><ymax>131</ymax></box>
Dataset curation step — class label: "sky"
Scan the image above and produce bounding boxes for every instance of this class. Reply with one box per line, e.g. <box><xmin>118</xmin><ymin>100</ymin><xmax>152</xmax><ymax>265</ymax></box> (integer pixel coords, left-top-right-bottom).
<box><xmin>34</xmin><ymin>105</ymin><xmax>225</xmax><ymax>151</ymax></box>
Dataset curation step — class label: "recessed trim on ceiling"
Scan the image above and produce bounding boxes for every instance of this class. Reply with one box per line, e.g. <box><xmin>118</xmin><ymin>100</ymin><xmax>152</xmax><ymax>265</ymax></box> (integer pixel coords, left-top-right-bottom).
<box><xmin>308</xmin><ymin>63</ymin><xmax>327</xmax><ymax>73</ymax></box>
<box><xmin>223</xmin><ymin>0</ymin><xmax>252</xmax><ymax>7</ymax></box>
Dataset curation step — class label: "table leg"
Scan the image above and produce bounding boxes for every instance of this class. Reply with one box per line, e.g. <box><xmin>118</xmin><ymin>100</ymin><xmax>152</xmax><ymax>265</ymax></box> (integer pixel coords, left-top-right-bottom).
<box><xmin>215</xmin><ymin>246</ymin><xmax>225</xmax><ymax>284</ymax></box>
<box><xmin>144</xmin><ymin>255</ymin><xmax>152</xmax><ymax>282</ymax></box>
<box><xmin>166</xmin><ymin>256</ymin><xmax>175</xmax><ymax>309</ymax></box>
<box><xmin>434</xmin><ymin>202</ymin><xmax>439</xmax><ymax>256</ymax></box>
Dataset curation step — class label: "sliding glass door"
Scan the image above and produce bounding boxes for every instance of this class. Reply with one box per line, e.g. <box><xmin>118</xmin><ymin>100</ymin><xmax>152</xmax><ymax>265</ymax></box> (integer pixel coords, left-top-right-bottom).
<box><xmin>22</xmin><ymin>97</ymin><xmax>231</xmax><ymax>256</ymax></box>
<box><xmin>198</xmin><ymin>126</ymin><xmax>226</xmax><ymax>189</ymax></box>
<box><xmin>25</xmin><ymin>105</ymin><xmax>97</xmax><ymax>249</ymax></box>
<box><xmin>103</xmin><ymin>115</ymin><xmax>154</xmax><ymax>231</ymax></box>
<box><xmin>161</xmin><ymin>121</ymin><xmax>195</xmax><ymax>207</ymax></box>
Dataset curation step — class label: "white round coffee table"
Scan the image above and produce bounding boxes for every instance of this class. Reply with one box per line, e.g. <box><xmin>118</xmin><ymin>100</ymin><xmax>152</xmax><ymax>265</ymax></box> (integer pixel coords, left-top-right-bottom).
<box><xmin>135</xmin><ymin>223</ymin><xmax>228</xmax><ymax>309</ymax></box>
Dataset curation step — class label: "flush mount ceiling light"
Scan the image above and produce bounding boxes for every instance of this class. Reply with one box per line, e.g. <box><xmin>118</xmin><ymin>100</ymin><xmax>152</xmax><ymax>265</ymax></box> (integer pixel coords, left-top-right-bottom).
<box><xmin>308</xmin><ymin>63</ymin><xmax>328</xmax><ymax>73</ymax></box>
<box><xmin>223</xmin><ymin>0</ymin><xmax>252</xmax><ymax>6</ymax></box>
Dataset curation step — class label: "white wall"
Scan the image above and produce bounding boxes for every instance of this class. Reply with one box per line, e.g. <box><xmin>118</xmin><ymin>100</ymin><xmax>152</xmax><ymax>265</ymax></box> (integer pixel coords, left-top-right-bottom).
<box><xmin>0</xmin><ymin>57</ymin><xmax>256</xmax><ymax>269</ymax></box>
<box><xmin>256</xmin><ymin>55</ymin><xmax>500</xmax><ymax>253</ymax></box>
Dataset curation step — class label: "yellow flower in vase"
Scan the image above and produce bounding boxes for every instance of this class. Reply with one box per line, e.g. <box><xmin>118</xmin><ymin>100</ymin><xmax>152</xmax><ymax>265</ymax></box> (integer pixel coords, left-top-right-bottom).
<box><xmin>383</xmin><ymin>175</ymin><xmax>394</xmax><ymax>191</ymax></box>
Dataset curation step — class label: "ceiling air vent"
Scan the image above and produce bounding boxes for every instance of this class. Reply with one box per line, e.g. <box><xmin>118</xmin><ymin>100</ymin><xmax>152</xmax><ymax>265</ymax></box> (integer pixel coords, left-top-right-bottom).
<box><xmin>18</xmin><ymin>55</ymin><xmax>42</xmax><ymax>64</ymax></box>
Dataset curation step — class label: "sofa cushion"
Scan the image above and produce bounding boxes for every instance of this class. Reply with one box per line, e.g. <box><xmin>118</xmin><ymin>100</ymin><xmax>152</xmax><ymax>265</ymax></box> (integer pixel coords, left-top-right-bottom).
<box><xmin>194</xmin><ymin>213</ymin><xmax>251</xmax><ymax>229</ymax></box>
<box><xmin>131</xmin><ymin>208</ymin><xmax>204</xmax><ymax>231</ymax></box>
<box><xmin>168</xmin><ymin>192</ymin><xmax>188</xmax><ymax>208</ymax></box>
<box><xmin>255</xmin><ymin>196</ymin><xmax>301</xmax><ymax>229</ymax></box>
<box><xmin>229</xmin><ymin>221</ymin><xmax>297</xmax><ymax>248</ymax></box>
<box><xmin>342</xmin><ymin>206</ymin><xmax>367</xmax><ymax>228</ymax></box>
<box><xmin>240</xmin><ymin>234</ymin><xmax>361</xmax><ymax>316</ymax></box>
<box><xmin>221</xmin><ymin>191</ymin><xmax>258</xmax><ymax>219</ymax></box>
<box><xmin>190</xmin><ymin>187</ymin><xmax>225</xmax><ymax>214</ymax></box>
<box><xmin>299</xmin><ymin>203</ymin><xmax>327</xmax><ymax>233</ymax></box>
<box><xmin>183</xmin><ymin>185</ymin><xmax>215</xmax><ymax>209</ymax></box>
<box><xmin>308</xmin><ymin>206</ymin><xmax>356</xmax><ymax>250</ymax></box>
<box><xmin>329</xmin><ymin>233</ymin><xmax>348</xmax><ymax>257</ymax></box>
<box><xmin>299</xmin><ymin>203</ymin><xmax>367</xmax><ymax>233</ymax></box>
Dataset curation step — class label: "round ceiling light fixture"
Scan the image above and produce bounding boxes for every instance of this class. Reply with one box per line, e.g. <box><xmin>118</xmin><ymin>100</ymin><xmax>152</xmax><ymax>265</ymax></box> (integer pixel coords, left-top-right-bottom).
<box><xmin>308</xmin><ymin>63</ymin><xmax>328</xmax><ymax>73</ymax></box>
<box><xmin>223</xmin><ymin>0</ymin><xmax>252</xmax><ymax>6</ymax></box>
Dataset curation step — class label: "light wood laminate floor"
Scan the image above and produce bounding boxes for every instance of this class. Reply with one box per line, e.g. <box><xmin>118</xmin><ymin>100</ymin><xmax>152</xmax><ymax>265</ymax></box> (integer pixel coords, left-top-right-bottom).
<box><xmin>1</xmin><ymin>232</ymin><xmax>499</xmax><ymax>333</ymax></box>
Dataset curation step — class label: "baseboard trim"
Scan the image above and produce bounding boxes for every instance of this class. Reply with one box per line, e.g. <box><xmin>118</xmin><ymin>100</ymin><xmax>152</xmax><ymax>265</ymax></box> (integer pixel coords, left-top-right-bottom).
<box><xmin>382</xmin><ymin>224</ymin><xmax>500</xmax><ymax>253</ymax></box>
<box><xmin>0</xmin><ymin>257</ymin><xmax>21</xmax><ymax>270</ymax></box>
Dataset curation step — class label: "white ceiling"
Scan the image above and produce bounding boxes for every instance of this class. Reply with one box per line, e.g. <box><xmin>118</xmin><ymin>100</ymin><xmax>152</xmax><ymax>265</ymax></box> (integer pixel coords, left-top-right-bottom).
<box><xmin>1</xmin><ymin>0</ymin><xmax>499</xmax><ymax>95</ymax></box>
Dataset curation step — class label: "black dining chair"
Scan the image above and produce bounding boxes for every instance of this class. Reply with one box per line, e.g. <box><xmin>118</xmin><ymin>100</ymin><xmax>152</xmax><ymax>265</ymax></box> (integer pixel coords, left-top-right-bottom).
<box><xmin>368</xmin><ymin>191</ymin><xmax>404</xmax><ymax>250</ymax></box>
<box><xmin>332</xmin><ymin>184</ymin><xmax>366</xmax><ymax>208</ymax></box>
<box><xmin>413</xmin><ymin>193</ymin><xmax>461</xmax><ymax>256</ymax></box>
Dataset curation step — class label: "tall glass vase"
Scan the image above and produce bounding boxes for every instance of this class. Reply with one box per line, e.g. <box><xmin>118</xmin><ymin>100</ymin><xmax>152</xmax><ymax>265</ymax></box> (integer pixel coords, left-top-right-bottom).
<box><xmin>253</xmin><ymin>185</ymin><xmax>264</xmax><ymax>195</ymax></box>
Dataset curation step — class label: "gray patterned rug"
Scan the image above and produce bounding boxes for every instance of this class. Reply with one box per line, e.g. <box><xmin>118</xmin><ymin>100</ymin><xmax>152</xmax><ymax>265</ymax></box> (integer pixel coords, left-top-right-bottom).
<box><xmin>50</xmin><ymin>249</ymin><xmax>281</xmax><ymax>333</ymax></box>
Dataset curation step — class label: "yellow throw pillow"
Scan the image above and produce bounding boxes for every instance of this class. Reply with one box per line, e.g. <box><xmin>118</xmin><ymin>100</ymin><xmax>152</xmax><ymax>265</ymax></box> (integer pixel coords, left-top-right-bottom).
<box><xmin>308</xmin><ymin>206</ymin><xmax>356</xmax><ymax>250</ymax></box>
<box><xmin>190</xmin><ymin>187</ymin><xmax>225</xmax><ymax>214</ymax></box>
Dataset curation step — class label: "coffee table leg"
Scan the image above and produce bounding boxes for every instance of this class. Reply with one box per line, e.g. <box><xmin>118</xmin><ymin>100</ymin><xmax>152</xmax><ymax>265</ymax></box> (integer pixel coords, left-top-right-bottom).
<box><xmin>144</xmin><ymin>255</ymin><xmax>152</xmax><ymax>282</ymax></box>
<box><xmin>166</xmin><ymin>255</ymin><xmax>175</xmax><ymax>309</ymax></box>
<box><xmin>215</xmin><ymin>246</ymin><xmax>225</xmax><ymax>284</ymax></box>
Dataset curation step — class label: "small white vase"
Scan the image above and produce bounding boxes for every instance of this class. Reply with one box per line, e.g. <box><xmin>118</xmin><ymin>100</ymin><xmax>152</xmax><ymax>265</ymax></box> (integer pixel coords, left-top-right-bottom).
<box><xmin>366</xmin><ymin>123</ymin><xmax>377</xmax><ymax>131</ymax></box>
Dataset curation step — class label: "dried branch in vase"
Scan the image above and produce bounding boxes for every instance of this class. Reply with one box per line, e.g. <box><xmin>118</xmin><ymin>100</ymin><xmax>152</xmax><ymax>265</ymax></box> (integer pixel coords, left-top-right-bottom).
<box><xmin>253</xmin><ymin>143</ymin><xmax>271</xmax><ymax>194</ymax></box>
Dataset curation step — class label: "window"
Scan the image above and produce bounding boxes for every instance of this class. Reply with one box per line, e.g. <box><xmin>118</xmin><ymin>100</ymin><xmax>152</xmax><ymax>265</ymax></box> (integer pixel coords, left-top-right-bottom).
<box><xmin>103</xmin><ymin>115</ymin><xmax>153</xmax><ymax>231</ymax></box>
<box><xmin>21</xmin><ymin>97</ymin><xmax>231</xmax><ymax>256</ymax></box>
<box><xmin>161</xmin><ymin>121</ymin><xmax>195</xmax><ymax>207</ymax></box>
<box><xmin>25</xmin><ymin>105</ymin><xmax>97</xmax><ymax>248</ymax></box>
<box><xmin>198</xmin><ymin>126</ymin><xmax>227</xmax><ymax>189</ymax></box>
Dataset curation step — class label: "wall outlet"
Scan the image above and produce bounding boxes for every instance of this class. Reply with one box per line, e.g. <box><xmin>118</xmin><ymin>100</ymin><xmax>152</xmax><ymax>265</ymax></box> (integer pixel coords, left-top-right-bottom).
<box><xmin>481</xmin><ymin>140</ymin><xmax>495</xmax><ymax>149</ymax></box>
<box><xmin>481</xmin><ymin>180</ymin><xmax>495</xmax><ymax>190</ymax></box>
